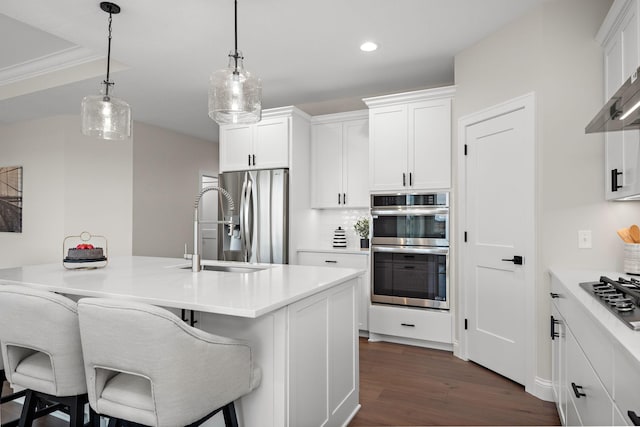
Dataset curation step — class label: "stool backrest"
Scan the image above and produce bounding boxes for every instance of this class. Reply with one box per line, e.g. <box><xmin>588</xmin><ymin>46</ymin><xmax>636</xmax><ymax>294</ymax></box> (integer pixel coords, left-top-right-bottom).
<box><xmin>0</xmin><ymin>285</ymin><xmax>86</xmax><ymax>396</ymax></box>
<box><xmin>78</xmin><ymin>298</ymin><xmax>259</xmax><ymax>427</ymax></box>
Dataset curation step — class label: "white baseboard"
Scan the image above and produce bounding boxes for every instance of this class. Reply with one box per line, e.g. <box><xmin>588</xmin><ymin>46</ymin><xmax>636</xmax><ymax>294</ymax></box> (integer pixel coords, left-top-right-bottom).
<box><xmin>529</xmin><ymin>376</ymin><xmax>554</xmax><ymax>402</ymax></box>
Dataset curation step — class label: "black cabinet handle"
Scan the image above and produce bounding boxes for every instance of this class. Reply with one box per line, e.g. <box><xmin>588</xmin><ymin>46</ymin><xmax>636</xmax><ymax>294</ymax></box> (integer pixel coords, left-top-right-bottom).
<box><xmin>338</xmin><ymin>193</ymin><xmax>341</xmax><ymax>204</ymax></box>
<box><xmin>612</xmin><ymin>168</ymin><xmax>623</xmax><ymax>192</ymax></box>
<box><xmin>403</xmin><ymin>173</ymin><xmax>406</xmax><ymax>186</ymax></box>
<box><xmin>550</xmin><ymin>315</ymin><xmax>559</xmax><ymax>340</ymax></box>
<box><xmin>628</xmin><ymin>410</ymin><xmax>640</xmax><ymax>426</ymax></box>
<box><xmin>252</xmin><ymin>154</ymin><xmax>256</xmax><ymax>166</ymax></box>
<box><xmin>324</xmin><ymin>260</ymin><xmax>338</xmax><ymax>264</ymax></box>
<box><xmin>550</xmin><ymin>292</ymin><xmax>560</xmax><ymax>299</ymax></box>
<box><xmin>401</xmin><ymin>323</ymin><xmax>415</xmax><ymax>327</ymax></box>
<box><xmin>403</xmin><ymin>266</ymin><xmax>415</xmax><ymax>270</ymax></box>
<box><xmin>248</xmin><ymin>154</ymin><xmax>251</xmax><ymax>167</ymax></box>
<box><xmin>343</xmin><ymin>193</ymin><xmax>346</xmax><ymax>204</ymax></box>
<box><xmin>409</xmin><ymin>172</ymin><xmax>413</xmax><ymax>186</ymax></box>
<box><xmin>571</xmin><ymin>382</ymin><xmax>586</xmax><ymax>398</ymax></box>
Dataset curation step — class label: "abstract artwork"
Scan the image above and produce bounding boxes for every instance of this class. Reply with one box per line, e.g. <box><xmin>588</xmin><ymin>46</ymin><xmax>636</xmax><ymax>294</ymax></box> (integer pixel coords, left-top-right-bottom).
<box><xmin>0</xmin><ymin>166</ymin><xmax>23</xmax><ymax>233</ymax></box>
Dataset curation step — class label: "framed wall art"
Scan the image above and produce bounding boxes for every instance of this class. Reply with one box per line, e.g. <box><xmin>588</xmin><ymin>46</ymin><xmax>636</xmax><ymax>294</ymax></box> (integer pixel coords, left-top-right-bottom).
<box><xmin>0</xmin><ymin>166</ymin><xmax>23</xmax><ymax>233</ymax></box>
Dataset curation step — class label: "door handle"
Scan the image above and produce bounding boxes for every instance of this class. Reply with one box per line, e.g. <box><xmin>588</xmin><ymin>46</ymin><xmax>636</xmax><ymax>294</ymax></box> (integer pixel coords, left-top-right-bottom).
<box><xmin>252</xmin><ymin>154</ymin><xmax>256</xmax><ymax>166</ymax></box>
<box><xmin>501</xmin><ymin>255</ymin><xmax>523</xmax><ymax>265</ymax></box>
<box><xmin>402</xmin><ymin>173</ymin><xmax>406</xmax><ymax>187</ymax></box>
<box><xmin>550</xmin><ymin>292</ymin><xmax>560</xmax><ymax>299</ymax></box>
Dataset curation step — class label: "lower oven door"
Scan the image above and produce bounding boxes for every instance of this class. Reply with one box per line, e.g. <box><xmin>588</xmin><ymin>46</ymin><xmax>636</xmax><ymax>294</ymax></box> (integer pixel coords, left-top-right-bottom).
<box><xmin>371</xmin><ymin>245</ymin><xmax>449</xmax><ymax>309</ymax></box>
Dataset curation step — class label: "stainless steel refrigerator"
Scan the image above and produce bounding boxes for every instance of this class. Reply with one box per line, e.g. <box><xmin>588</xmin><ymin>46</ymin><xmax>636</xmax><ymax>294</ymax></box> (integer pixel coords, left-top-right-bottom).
<box><xmin>217</xmin><ymin>169</ymin><xmax>289</xmax><ymax>264</ymax></box>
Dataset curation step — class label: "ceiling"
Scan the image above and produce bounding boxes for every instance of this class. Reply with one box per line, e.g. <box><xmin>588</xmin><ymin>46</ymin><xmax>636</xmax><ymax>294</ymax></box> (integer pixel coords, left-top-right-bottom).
<box><xmin>0</xmin><ymin>0</ymin><xmax>547</xmax><ymax>142</ymax></box>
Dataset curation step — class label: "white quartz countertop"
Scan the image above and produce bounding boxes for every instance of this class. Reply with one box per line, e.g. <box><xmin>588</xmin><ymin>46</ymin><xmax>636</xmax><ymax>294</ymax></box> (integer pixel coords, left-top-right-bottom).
<box><xmin>549</xmin><ymin>267</ymin><xmax>640</xmax><ymax>364</ymax></box>
<box><xmin>0</xmin><ymin>256</ymin><xmax>363</xmax><ymax>318</ymax></box>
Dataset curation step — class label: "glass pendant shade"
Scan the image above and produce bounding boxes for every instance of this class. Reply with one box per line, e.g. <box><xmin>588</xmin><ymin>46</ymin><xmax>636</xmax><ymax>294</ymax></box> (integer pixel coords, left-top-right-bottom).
<box><xmin>81</xmin><ymin>87</ymin><xmax>131</xmax><ymax>140</ymax></box>
<box><xmin>208</xmin><ymin>51</ymin><xmax>262</xmax><ymax>125</ymax></box>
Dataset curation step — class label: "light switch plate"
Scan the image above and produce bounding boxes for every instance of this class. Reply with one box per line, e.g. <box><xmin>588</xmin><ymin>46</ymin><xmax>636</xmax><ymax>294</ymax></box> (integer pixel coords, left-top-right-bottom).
<box><xmin>578</xmin><ymin>230</ymin><xmax>592</xmax><ymax>249</ymax></box>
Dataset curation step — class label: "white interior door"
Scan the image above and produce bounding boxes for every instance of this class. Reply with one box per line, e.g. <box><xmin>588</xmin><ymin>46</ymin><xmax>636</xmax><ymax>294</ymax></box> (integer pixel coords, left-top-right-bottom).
<box><xmin>461</xmin><ymin>94</ymin><xmax>535</xmax><ymax>387</ymax></box>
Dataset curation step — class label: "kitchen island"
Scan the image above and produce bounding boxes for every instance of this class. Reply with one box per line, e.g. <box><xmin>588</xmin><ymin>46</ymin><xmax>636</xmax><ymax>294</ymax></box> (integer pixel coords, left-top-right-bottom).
<box><xmin>0</xmin><ymin>256</ymin><xmax>363</xmax><ymax>427</ymax></box>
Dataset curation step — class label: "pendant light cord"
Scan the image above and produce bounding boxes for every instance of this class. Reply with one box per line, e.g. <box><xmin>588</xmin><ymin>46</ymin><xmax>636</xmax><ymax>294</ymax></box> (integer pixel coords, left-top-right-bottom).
<box><xmin>104</xmin><ymin>11</ymin><xmax>114</xmax><ymax>97</ymax></box>
<box><xmin>233</xmin><ymin>0</ymin><xmax>239</xmax><ymax>74</ymax></box>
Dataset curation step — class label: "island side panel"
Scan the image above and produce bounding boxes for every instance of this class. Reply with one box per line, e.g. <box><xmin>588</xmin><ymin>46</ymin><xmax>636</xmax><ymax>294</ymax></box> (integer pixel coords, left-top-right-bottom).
<box><xmin>197</xmin><ymin>308</ymin><xmax>288</xmax><ymax>427</ymax></box>
<box><xmin>289</xmin><ymin>277</ymin><xmax>359</xmax><ymax>427</ymax></box>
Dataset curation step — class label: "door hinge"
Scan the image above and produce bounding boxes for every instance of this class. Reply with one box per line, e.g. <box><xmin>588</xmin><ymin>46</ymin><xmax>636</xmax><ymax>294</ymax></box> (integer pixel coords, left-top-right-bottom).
<box><xmin>464</xmin><ymin>231</ymin><xmax>467</xmax><ymax>242</ymax></box>
<box><xmin>464</xmin><ymin>144</ymin><xmax>468</xmax><ymax>156</ymax></box>
<box><xmin>464</xmin><ymin>318</ymin><xmax>468</xmax><ymax>330</ymax></box>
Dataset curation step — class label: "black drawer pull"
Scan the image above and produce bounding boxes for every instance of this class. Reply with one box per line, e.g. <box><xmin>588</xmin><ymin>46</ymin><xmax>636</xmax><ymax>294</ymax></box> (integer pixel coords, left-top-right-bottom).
<box><xmin>324</xmin><ymin>260</ymin><xmax>338</xmax><ymax>264</ymax></box>
<box><xmin>550</xmin><ymin>315</ymin><xmax>559</xmax><ymax>340</ymax></box>
<box><xmin>401</xmin><ymin>323</ymin><xmax>415</xmax><ymax>327</ymax></box>
<box><xmin>571</xmin><ymin>382</ymin><xmax>586</xmax><ymax>398</ymax></box>
<box><xmin>550</xmin><ymin>292</ymin><xmax>560</xmax><ymax>299</ymax></box>
<box><xmin>628</xmin><ymin>410</ymin><xmax>640</xmax><ymax>426</ymax></box>
<box><xmin>403</xmin><ymin>266</ymin><xmax>415</xmax><ymax>270</ymax></box>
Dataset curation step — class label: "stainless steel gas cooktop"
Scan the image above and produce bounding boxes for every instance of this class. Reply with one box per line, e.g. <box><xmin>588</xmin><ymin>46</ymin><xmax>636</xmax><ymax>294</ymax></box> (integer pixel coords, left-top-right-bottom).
<box><xmin>579</xmin><ymin>276</ymin><xmax>640</xmax><ymax>330</ymax></box>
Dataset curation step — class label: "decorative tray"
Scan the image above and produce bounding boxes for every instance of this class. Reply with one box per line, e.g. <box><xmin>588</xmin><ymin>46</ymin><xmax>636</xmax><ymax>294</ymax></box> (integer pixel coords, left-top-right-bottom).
<box><xmin>63</xmin><ymin>231</ymin><xmax>108</xmax><ymax>269</ymax></box>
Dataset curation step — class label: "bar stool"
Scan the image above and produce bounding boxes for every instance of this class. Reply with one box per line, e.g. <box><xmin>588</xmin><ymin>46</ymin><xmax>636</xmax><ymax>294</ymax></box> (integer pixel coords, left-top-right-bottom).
<box><xmin>77</xmin><ymin>298</ymin><xmax>262</xmax><ymax>427</ymax></box>
<box><xmin>0</xmin><ymin>285</ymin><xmax>98</xmax><ymax>427</ymax></box>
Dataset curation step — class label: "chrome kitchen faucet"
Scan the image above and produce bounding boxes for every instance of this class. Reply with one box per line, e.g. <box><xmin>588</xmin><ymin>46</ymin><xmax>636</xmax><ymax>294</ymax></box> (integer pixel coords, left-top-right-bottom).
<box><xmin>185</xmin><ymin>186</ymin><xmax>236</xmax><ymax>272</ymax></box>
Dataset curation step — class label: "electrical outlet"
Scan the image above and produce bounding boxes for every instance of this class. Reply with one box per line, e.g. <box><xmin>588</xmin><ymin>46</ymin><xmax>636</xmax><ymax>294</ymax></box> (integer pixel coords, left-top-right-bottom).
<box><xmin>578</xmin><ymin>230</ymin><xmax>592</xmax><ymax>249</ymax></box>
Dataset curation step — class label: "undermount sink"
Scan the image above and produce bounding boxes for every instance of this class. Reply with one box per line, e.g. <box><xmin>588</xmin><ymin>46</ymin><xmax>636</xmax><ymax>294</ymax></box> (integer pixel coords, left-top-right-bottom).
<box><xmin>181</xmin><ymin>264</ymin><xmax>268</xmax><ymax>273</ymax></box>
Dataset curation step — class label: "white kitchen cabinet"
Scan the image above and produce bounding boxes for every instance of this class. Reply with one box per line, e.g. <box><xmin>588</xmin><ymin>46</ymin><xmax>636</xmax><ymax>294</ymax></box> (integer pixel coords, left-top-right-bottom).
<box><xmin>368</xmin><ymin>304</ymin><xmax>452</xmax><ymax>349</ymax></box>
<box><xmin>297</xmin><ymin>250</ymin><xmax>370</xmax><ymax>331</ymax></box>
<box><xmin>550</xmin><ymin>274</ymin><xmax>640</xmax><ymax>426</ymax></box>
<box><xmin>565</xmin><ymin>327</ymin><xmax>614</xmax><ymax>426</ymax></box>
<box><xmin>311</xmin><ymin>111</ymin><xmax>369</xmax><ymax>208</ymax></box>
<box><xmin>551</xmin><ymin>305</ymin><xmax>567</xmax><ymax>425</ymax></box>
<box><xmin>363</xmin><ymin>87</ymin><xmax>454</xmax><ymax>193</ymax></box>
<box><xmin>614</xmin><ymin>344</ymin><xmax>640</xmax><ymax>426</ymax></box>
<box><xmin>599</xmin><ymin>0</ymin><xmax>640</xmax><ymax>200</ymax></box>
<box><xmin>219</xmin><ymin>107</ymin><xmax>309</xmax><ymax>172</ymax></box>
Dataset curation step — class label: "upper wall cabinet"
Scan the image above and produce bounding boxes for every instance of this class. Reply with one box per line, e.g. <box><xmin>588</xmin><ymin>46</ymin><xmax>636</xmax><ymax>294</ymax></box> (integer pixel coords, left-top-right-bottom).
<box><xmin>219</xmin><ymin>107</ymin><xmax>310</xmax><ymax>172</ymax></box>
<box><xmin>598</xmin><ymin>0</ymin><xmax>640</xmax><ymax>200</ymax></box>
<box><xmin>310</xmin><ymin>111</ymin><xmax>369</xmax><ymax>209</ymax></box>
<box><xmin>363</xmin><ymin>87</ymin><xmax>455</xmax><ymax>193</ymax></box>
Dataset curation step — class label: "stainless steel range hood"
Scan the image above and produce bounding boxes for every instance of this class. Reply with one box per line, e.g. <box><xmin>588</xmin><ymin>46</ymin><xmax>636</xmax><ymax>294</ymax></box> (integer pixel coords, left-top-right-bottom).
<box><xmin>586</xmin><ymin>68</ymin><xmax>640</xmax><ymax>133</ymax></box>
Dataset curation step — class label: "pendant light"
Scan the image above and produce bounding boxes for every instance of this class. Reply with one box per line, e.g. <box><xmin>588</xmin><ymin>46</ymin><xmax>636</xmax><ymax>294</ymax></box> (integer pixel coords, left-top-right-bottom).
<box><xmin>81</xmin><ymin>2</ymin><xmax>131</xmax><ymax>140</ymax></box>
<box><xmin>208</xmin><ymin>0</ymin><xmax>262</xmax><ymax>125</ymax></box>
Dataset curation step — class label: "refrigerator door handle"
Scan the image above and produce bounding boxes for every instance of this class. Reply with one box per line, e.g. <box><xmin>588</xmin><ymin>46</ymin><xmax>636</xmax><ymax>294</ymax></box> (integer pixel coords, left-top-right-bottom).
<box><xmin>240</xmin><ymin>173</ymin><xmax>248</xmax><ymax>260</ymax></box>
<box><xmin>244</xmin><ymin>173</ymin><xmax>254</xmax><ymax>261</ymax></box>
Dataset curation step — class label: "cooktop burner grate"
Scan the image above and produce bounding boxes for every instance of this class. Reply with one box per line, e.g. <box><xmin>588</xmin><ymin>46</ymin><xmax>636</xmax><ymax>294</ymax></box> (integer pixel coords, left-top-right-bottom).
<box><xmin>579</xmin><ymin>276</ymin><xmax>640</xmax><ymax>330</ymax></box>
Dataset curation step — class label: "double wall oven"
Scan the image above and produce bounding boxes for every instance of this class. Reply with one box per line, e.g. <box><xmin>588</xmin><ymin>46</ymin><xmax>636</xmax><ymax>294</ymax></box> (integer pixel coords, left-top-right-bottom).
<box><xmin>371</xmin><ymin>192</ymin><xmax>449</xmax><ymax>309</ymax></box>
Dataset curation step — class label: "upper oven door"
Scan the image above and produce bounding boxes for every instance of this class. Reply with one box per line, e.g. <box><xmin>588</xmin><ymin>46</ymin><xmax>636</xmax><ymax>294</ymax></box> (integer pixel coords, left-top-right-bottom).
<box><xmin>371</xmin><ymin>206</ymin><xmax>449</xmax><ymax>247</ymax></box>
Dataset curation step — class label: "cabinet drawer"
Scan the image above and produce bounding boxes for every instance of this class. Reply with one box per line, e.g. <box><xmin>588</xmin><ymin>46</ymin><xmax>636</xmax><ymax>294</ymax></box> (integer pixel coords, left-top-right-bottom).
<box><xmin>566</xmin><ymin>328</ymin><xmax>613</xmax><ymax>426</ymax></box>
<box><xmin>369</xmin><ymin>304</ymin><xmax>451</xmax><ymax>344</ymax></box>
<box><xmin>614</xmin><ymin>345</ymin><xmax>640</xmax><ymax>426</ymax></box>
<box><xmin>298</xmin><ymin>251</ymin><xmax>368</xmax><ymax>270</ymax></box>
<box><xmin>551</xmin><ymin>276</ymin><xmax>614</xmax><ymax>394</ymax></box>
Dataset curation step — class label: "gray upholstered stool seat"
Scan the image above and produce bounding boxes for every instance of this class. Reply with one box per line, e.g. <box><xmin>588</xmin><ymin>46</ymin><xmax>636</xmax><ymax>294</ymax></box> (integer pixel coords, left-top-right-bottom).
<box><xmin>0</xmin><ymin>285</ymin><xmax>98</xmax><ymax>427</ymax></box>
<box><xmin>77</xmin><ymin>298</ymin><xmax>261</xmax><ymax>427</ymax></box>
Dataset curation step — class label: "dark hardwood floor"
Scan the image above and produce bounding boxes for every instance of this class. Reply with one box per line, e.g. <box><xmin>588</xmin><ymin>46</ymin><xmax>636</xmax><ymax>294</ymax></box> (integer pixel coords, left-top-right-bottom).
<box><xmin>2</xmin><ymin>338</ymin><xmax>559</xmax><ymax>427</ymax></box>
<box><xmin>350</xmin><ymin>338</ymin><xmax>560</xmax><ymax>426</ymax></box>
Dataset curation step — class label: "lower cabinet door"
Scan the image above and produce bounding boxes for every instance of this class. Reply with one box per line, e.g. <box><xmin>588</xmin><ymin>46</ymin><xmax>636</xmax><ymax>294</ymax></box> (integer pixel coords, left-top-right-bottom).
<box><xmin>614</xmin><ymin>345</ymin><xmax>640</xmax><ymax>427</ymax></box>
<box><xmin>566</xmin><ymin>328</ymin><xmax>613</xmax><ymax>426</ymax></box>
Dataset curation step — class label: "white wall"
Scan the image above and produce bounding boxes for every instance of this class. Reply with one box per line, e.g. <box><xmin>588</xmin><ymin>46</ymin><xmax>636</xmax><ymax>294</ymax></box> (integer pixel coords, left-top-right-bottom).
<box><xmin>0</xmin><ymin>115</ymin><xmax>133</xmax><ymax>268</ymax></box>
<box><xmin>454</xmin><ymin>0</ymin><xmax>640</xmax><ymax>387</ymax></box>
<box><xmin>132</xmin><ymin>122</ymin><xmax>217</xmax><ymax>257</ymax></box>
<box><xmin>0</xmin><ymin>115</ymin><xmax>216</xmax><ymax>268</ymax></box>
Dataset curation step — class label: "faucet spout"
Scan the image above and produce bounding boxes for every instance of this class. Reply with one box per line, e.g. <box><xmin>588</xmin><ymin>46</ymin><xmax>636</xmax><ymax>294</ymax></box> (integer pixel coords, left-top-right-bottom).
<box><xmin>189</xmin><ymin>186</ymin><xmax>235</xmax><ymax>272</ymax></box>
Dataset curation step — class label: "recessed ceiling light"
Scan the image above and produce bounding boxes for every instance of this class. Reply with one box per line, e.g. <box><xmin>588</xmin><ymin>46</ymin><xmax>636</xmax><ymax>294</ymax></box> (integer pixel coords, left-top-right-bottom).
<box><xmin>360</xmin><ymin>41</ymin><xmax>378</xmax><ymax>52</ymax></box>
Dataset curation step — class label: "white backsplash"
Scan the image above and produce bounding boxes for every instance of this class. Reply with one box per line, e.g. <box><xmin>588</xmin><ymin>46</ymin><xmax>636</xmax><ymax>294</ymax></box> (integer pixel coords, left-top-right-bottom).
<box><xmin>305</xmin><ymin>208</ymin><xmax>369</xmax><ymax>250</ymax></box>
